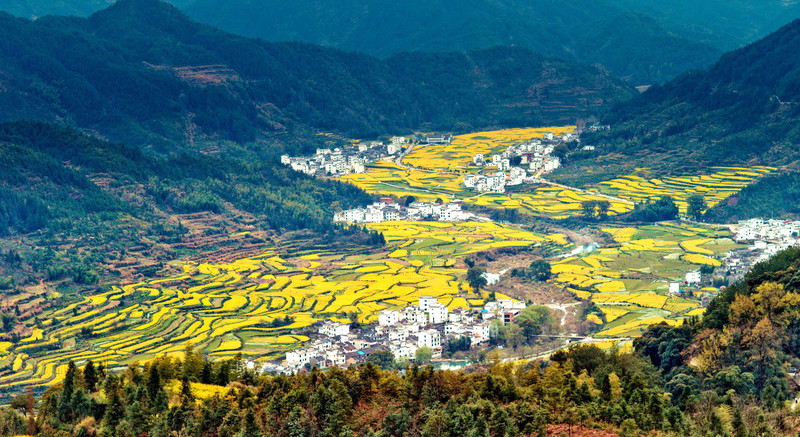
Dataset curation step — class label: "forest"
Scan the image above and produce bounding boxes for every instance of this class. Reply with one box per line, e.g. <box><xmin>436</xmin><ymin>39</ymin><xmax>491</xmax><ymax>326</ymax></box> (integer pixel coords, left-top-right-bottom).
<box><xmin>0</xmin><ymin>121</ymin><xmax>375</xmax><ymax>291</ymax></box>
<box><xmin>0</xmin><ymin>0</ymin><xmax>633</xmax><ymax>154</ymax></box>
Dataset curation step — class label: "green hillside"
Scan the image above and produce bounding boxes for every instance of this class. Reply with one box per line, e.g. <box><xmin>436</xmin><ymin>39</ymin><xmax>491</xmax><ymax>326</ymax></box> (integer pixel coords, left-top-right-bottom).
<box><xmin>0</xmin><ymin>0</ymin><xmax>633</xmax><ymax>154</ymax></box>
<box><xmin>0</xmin><ymin>121</ymin><xmax>373</xmax><ymax>289</ymax></box>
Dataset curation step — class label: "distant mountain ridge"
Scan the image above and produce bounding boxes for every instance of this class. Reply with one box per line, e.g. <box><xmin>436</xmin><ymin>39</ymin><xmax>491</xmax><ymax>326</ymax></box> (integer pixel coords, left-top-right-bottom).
<box><xmin>5</xmin><ymin>0</ymin><xmax>799</xmax><ymax>85</ymax></box>
<box><xmin>0</xmin><ymin>0</ymin><xmax>633</xmax><ymax>154</ymax></box>
<box><xmin>559</xmin><ymin>18</ymin><xmax>800</xmax><ymax>221</ymax></box>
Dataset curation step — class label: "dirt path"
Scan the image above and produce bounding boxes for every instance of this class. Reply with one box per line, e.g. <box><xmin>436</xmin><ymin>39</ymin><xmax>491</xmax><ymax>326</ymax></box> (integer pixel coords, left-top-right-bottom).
<box><xmin>545</xmin><ymin>302</ymin><xmax>582</xmax><ymax>326</ymax></box>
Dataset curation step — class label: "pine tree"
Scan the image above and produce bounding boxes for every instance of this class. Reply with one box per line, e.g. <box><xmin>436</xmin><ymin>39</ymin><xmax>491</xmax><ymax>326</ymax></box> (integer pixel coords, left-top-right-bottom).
<box><xmin>57</xmin><ymin>360</ymin><xmax>76</xmax><ymax>422</ymax></box>
<box><xmin>103</xmin><ymin>375</ymin><xmax>124</xmax><ymax>432</ymax></box>
<box><xmin>83</xmin><ymin>360</ymin><xmax>98</xmax><ymax>392</ymax></box>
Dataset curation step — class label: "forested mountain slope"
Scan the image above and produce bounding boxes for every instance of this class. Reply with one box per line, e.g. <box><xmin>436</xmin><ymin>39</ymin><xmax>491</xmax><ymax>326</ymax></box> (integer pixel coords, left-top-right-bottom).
<box><xmin>634</xmin><ymin>246</ymin><xmax>800</xmax><ymax>434</ymax></box>
<box><xmin>0</xmin><ymin>121</ymin><xmax>373</xmax><ymax>289</ymax></box>
<box><xmin>584</xmin><ymin>18</ymin><xmax>800</xmax><ymax>169</ymax></box>
<box><xmin>549</xmin><ymin>18</ymin><xmax>800</xmax><ymax>221</ymax></box>
<box><xmin>0</xmin><ymin>0</ymin><xmax>633</xmax><ymax>154</ymax></box>
<box><xmin>181</xmin><ymin>0</ymin><xmax>721</xmax><ymax>85</ymax></box>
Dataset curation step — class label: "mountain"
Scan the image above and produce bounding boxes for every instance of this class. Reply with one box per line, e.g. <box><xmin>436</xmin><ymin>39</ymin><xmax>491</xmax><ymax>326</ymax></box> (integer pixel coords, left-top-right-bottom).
<box><xmin>0</xmin><ymin>0</ymin><xmax>633</xmax><ymax>154</ymax></box>
<box><xmin>552</xmin><ymin>18</ymin><xmax>800</xmax><ymax>220</ymax></box>
<box><xmin>585</xmin><ymin>17</ymin><xmax>800</xmax><ymax>167</ymax></box>
<box><xmin>181</xmin><ymin>0</ymin><xmax>723</xmax><ymax>85</ymax></box>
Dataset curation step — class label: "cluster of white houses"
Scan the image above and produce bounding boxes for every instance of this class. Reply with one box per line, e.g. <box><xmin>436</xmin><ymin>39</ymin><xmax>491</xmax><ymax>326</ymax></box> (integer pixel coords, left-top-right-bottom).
<box><xmin>281</xmin><ymin>136</ymin><xmax>408</xmax><ymax>176</ymax></box>
<box><xmin>722</xmin><ymin>218</ymin><xmax>800</xmax><ymax>281</ymax></box>
<box><xmin>276</xmin><ymin>296</ymin><xmax>526</xmax><ymax>372</ymax></box>
<box><xmin>463</xmin><ymin>132</ymin><xmax>570</xmax><ymax>192</ymax></box>
<box><xmin>334</xmin><ymin>199</ymin><xmax>476</xmax><ymax>223</ymax></box>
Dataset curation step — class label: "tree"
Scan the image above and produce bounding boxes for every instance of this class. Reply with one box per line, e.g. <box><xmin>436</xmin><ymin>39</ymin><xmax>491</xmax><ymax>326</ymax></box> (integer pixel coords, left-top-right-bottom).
<box><xmin>553</xmin><ymin>144</ymin><xmax>569</xmax><ymax>161</ymax></box>
<box><xmin>528</xmin><ymin>260</ymin><xmax>552</xmax><ymax>281</ymax></box>
<box><xmin>366</xmin><ymin>350</ymin><xmax>395</xmax><ymax>370</ymax></box>
<box><xmin>83</xmin><ymin>360</ymin><xmax>98</xmax><ymax>392</ymax></box>
<box><xmin>687</xmin><ymin>194</ymin><xmax>706</xmax><ymax>221</ymax></box>
<box><xmin>581</xmin><ymin>200</ymin><xmax>596</xmax><ymax>219</ymax></box>
<box><xmin>415</xmin><ymin>346</ymin><xmax>433</xmax><ymax>364</ymax></box>
<box><xmin>58</xmin><ymin>361</ymin><xmax>77</xmax><ymax>422</ymax></box>
<box><xmin>467</xmin><ymin>267</ymin><xmax>488</xmax><ymax>293</ymax></box>
<box><xmin>596</xmin><ymin>200</ymin><xmax>610</xmax><ymax>220</ymax></box>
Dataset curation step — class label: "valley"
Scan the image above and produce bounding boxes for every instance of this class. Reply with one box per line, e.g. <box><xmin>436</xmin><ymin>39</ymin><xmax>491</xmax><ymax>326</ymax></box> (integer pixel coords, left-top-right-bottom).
<box><xmin>0</xmin><ymin>126</ymin><xmax>775</xmax><ymax>396</ymax></box>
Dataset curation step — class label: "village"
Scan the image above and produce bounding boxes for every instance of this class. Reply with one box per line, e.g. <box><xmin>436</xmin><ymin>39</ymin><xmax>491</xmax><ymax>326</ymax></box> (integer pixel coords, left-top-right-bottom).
<box><xmin>260</xmin><ymin>296</ymin><xmax>526</xmax><ymax>374</ymax></box>
<box><xmin>280</xmin><ymin>136</ymin><xmax>408</xmax><ymax>176</ymax></box>
<box><xmin>463</xmin><ymin>131</ymin><xmax>575</xmax><ymax>193</ymax></box>
<box><xmin>725</xmin><ymin>218</ymin><xmax>800</xmax><ymax>281</ymax></box>
<box><xmin>333</xmin><ymin>198</ymin><xmax>478</xmax><ymax>223</ymax></box>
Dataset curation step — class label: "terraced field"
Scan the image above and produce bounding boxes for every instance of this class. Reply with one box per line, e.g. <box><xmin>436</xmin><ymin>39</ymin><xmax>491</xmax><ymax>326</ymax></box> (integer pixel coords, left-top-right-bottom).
<box><xmin>0</xmin><ymin>222</ymin><xmax>562</xmax><ymax>389</ymax></box>
<box><xmin>405</xmin><ymin>127</ymin><xmax>575</xmax><ymax>172</ymax></box>
<box><xmin>342</xmin><ymin>131</ymin><xmax>770</xmax><ymax>220</ymax></box>
<box><xmin>553</xmin><ymin>223</ymin><xmax>741</xmax><ymax>337</ymax></box>
<box><xmin>341</xmin><ymin>162</ymin><xmax>634</xmax><ymax>219</ymax></box>
<box><xmin>595</xmin><ymin>167</ymin><xmax>775</xmax><ymax>214</ymax></box>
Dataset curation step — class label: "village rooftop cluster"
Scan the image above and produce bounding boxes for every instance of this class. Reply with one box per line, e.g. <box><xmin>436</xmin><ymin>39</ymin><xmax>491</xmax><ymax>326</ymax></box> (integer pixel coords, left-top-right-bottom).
<box><xmin>260</xmin><ymin>296</ymin><xmax>526</xmax><ymax>374</ymax></box>
<box><xmin>725</xmin><ymin>218</ymin><xmax>800</xmax><ymax>280</ymax></box>
<box><xmin>333</xmin><ymin>198</ymin><xmax>477</xmax><ymax>223</ymax></box>
<box><xmin>463</xmin><ymin>131</ymin><xmax>574</xmax><ymax>193</ymax></box>
<box><xmin>280</xmin><ymin>136</ymin><xmax>408</xmax><ymax>176</ymax></box>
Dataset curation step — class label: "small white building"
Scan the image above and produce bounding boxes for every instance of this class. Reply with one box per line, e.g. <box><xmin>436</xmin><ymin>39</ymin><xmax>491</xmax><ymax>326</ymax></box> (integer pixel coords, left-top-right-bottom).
<box><xmin>463</xmin><ymin>175</ymin><xmax>476</xmax><ymax>188</ymax></box>
<box><xmin>669</xmin><ymin>282</ymin><xmax>681</xmax><ymax>295</ymax></box>
<box><xmin>378</xmin><ymin>310</ymin><xmax>400</xmax><ymax>326</ymax></box>
<box><xmin>685</xmin><ymin>270</ymin><xmax>702</xmax><ymax>286</ymax></box>
<box><xmin>427</xmin><ymin>302</ymin><xmax>449</xmax><ymax>324</ymax></box>
<box><xmin>417</xmin><ymin>330</ymin><xmax>441</xmax><ymax>349</ymax></box>
<box><xmin>418</xmin><ymin>296</ymin><xmax>438</xmax><ymax>311</ymax></box>
<box><xmin>319</xmin><ymin>321</ymin><xmax>350</xmax><ymax>337</ymax></box>
<box><xmin>473</xmin><ymin>153</ymin><xmax>484</xmax><ymax>165</ymax></box>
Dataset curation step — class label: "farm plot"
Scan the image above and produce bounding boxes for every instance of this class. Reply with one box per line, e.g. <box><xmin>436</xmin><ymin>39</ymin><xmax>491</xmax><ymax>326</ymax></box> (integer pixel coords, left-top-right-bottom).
<box><xmin>340</xmin><ymin>163</ymin><xmax>633</xmax><ymax>219</ymax></box>
<box><xmin>404</xmin><ymin>127</ymin><xmax>575</xmax><ymax>172</ymax></box>
<box><xmin>594</xmin><ymin>167</ymin><xmax>774</xmax><ymax>214</ymax></box>
<box><xmin>552</xmin><ymin>223</ymin><xmax>742</xmax><ymax>337</ymax></box>
<box><xmin>0</xmin><ymin>222</ymin><xmax>558</xmax><ymax>389</ymax></box>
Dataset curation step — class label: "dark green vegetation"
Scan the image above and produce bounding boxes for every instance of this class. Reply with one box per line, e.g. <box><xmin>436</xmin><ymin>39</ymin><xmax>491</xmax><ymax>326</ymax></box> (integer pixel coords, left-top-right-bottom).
<box><xmin>0</xmin><ymin>0</ymin><xmax>633</xmax><ymax>153</ymax></box>
<box><xmin>577</xmin><ymin>18</ymin><xmax>800</xmax><ymax>173</ymax></box>
<box><xmin>180</xmin><ymin>0</ymin><xmax>725</xmax><ymax>85</ymax></box>
<box><xmin>0</xmin><ymin>121</ymin><xmax>372</xmax><ymax>289</ymax></box>
<box><xmin>5</xmin><ymin>0</ymin><xmax>798</xmax><ymax>83</ymax></box>
<box><xmin>0</xmin><ymin>344</ymin><xmax>691</xmax><ymax>436</ymax></box>
<box><xmin>552</xmin><ymin>18</ymin><xmax>800</xmax><ymax>222</ymax></box>
<box><xmin>634</xmin><ymin>246</ymin><xmax>800</xmax><ymax>435</ymax></box>
<box><xmin>624</xmin><ymin>196</ymin><xmax>679</xmax><ymax>223</ymax></box>
<box><xmin>704</xmin><ymin>172</ymin><xmax>800</xmax><ymax>222</ymax></box>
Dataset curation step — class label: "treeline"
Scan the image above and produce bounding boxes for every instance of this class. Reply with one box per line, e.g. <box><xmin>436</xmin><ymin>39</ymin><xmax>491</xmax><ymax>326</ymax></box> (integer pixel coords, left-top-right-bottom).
<box><xmin>0</xmin><ymin>0</ymin><xmax>632</xmax><ymax>152</ymax></box>
<box><xmin>0</xmin><ymin>344</ymin><xmax>690</xmax><ymax>437</ymax></box>
<box><xmin>0</xmin><ymin>121</ymin><xmax>373</xmax><ymax>236</ymax></box>
<box><xmin>633</xmin><ymin>246</ymin><xmax>800</xmax><ymax>435</ymax></box>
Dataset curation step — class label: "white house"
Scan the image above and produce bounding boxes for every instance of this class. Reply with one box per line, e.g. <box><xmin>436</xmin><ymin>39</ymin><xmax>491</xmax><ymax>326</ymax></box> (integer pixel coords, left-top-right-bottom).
<box><xmin>685</xmin><ymin>270</ymin><xmax>702</xmax><ymax>286</ymax></box>
<box><xmin>320</xmin><ymin>322</ymin><xmax>350</xmax><ymax>337</ymax></box>
<box><xmin>463</xmin><ymin>175</ymin><xmax>476</xmax><ymax>188</ymax></box>
<box><xmin>417</xmin><ymin>330</ymin><xmax>441</xmax><ymax>349</ymax></box>
<box><xmin>473</xmin><ymin>153</ymin><xmax>484</xmax><ymax>165</ymax></box>
<box><xmin>378</xmin><ymin>310</ymin><xmax>400</xmax><ymax>326</ymax></box>
<box><xmin>669</xmin><ymin>282</ymin><xmax>681</xmax><ymax>295</ymax></box>
<box><xmin>427</xmin><ymin>302</ymin><xmax>449</xmax><ymax>324</ymax></box>
<box><xmin>418</xmin><ymin>296</ymin><xmax>438</xmax><ymax>311</ymax></box>
<box><xmin>468</xmin><ymin>322</ymin><xmax>491</xmax><ymax>345</ymax></box>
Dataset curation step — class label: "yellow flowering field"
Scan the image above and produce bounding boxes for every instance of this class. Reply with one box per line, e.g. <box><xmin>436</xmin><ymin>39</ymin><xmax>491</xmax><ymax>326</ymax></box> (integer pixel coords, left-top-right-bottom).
<box><xmin>0</xmin><ymin>221</ymin><xmax>557</xmax><ymax>389</ymax></box>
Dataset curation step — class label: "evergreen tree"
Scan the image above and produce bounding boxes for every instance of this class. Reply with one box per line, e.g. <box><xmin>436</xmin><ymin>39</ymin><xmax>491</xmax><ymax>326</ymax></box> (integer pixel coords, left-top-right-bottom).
<box><xmin>83</xmin><ymin>360</ymin><xmax>98</xmax><ymax>393</ymax></box>
<box><xmin>57</xmin><ymin>360</ymin><xmax>77</xmax><ymax>422</ymax></box>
